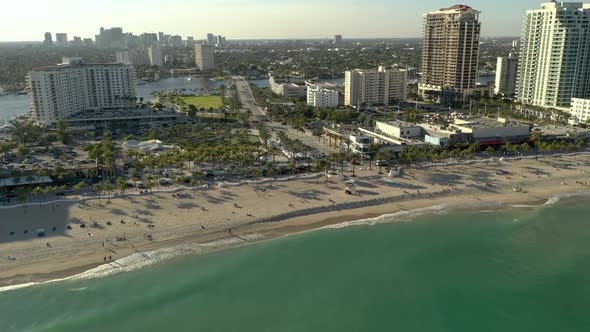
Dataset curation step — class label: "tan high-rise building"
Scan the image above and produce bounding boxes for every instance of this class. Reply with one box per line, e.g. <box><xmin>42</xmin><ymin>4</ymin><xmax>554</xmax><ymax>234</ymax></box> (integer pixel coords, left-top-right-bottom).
<box><xmin>418</xmin><ymin>5</ymin><xmax>481</xmax><ymax>101</ymax></box>
<box><xmin>345</xmin><ymin>67</ymin><xmax>408</xmax><ymax>107</ymax></box>
<box><xmin>195</xmin><ymin>44</ymin><xmax>215</xmax><ymax>72</ymax></box>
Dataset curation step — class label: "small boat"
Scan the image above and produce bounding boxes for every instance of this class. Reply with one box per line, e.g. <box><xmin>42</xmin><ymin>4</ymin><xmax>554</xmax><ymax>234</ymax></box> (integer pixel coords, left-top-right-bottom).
<box><xmin>187</xmin><ymin>77</ymin><xmax>193</xmax><ymax>81</ymax></box>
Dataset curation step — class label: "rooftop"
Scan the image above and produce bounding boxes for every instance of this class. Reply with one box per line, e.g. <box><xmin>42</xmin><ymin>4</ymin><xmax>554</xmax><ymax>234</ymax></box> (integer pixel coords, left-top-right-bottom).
<box><xmin>33</xmin><ymin>63</ymin><xmax>131</xmax><ymax>72</ymax></box>
<box><xmin>377</xmin><ymin>120</ymin><xmax>420</xmax><ymax>128</ymax></box>
<box><xmin>431</xmin><ymin>4</ymin><xmax>480</xmax><ymax>15</ymax></box>
<box><xmin>453</xmin><ymin>117</ymin><xmax>529</xmax><ymax>129</ymax></box>
<box><xmin>441</xmin><ymin>4</ymin><xmax>473</xmax><ymax>11</ymax></box>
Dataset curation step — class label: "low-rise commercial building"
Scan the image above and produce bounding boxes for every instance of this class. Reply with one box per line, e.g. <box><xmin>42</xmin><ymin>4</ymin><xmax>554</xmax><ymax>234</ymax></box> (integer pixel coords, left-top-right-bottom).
<box><xmin>419</xmin><ymin>124</ymin><xmax>473</xmax><ymax>147</ymax></box>
<box><xmin>449</xmin><ymin>118</ymin><xmax>531</xmax><ymax>145</ymax></box>
<box><xmin>375</xmin><ymin>121</ymin><xmax>421</xmax><ymax>139</ymax></box>
<box><xmin>270</xmin><ymin>76</ymin><xmax>307</xmax><ymax>100</ymax></box>
<box><xmin>322</xmin><ymin>126</ymin><xmax>375</xmax><ymax>155</ymax></box>
<box><xmin>64</xmin><ymin>108</ymin><xmax>187</xmax><ymax>130</ymax></box>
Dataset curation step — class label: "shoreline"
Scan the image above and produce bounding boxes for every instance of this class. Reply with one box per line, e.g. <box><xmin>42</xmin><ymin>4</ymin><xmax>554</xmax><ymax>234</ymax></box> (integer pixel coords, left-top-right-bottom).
<box><xmin>1</xmin><ymin>154</ymin><xmax>590</xmax><ymax>289</ymax></box>
<box><xmin>1</xmin><ymin>188</ymin><xmax>587</xmax><ymax>290</ymax></box>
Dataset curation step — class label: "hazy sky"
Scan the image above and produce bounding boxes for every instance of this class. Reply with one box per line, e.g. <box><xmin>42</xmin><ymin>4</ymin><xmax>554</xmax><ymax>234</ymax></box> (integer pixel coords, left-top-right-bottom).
<box><xmin>1</xmin><ymin>0</ymin><xmax>546</xmax><ymax>41</ymax></box>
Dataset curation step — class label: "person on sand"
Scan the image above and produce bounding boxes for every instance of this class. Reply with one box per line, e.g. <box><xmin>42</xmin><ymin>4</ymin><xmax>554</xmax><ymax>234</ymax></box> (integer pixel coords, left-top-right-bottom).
<box><xmin>109</xmin><ymin>256</ymin><xmax>112</xmax><ymax>261</ymax></box>
<box><xmin>104</xmin><ymin>257</ymin><xmax>106</xmax><ymax>262</ymax></box>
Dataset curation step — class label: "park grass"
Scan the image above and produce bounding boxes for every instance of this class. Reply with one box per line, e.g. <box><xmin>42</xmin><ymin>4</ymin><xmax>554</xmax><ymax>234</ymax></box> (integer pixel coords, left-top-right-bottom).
<box><xmin>179</xmin><ymin>96</ymin><xmax>223</xmax><ymax>109</ymax></box>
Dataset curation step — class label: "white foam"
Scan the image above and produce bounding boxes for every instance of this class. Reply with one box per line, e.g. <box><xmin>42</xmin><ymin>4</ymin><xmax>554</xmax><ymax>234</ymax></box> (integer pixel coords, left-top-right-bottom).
<box><xmin>544</xmin><ymin>191</ymin><xmax>590</xmax><ymax>206</ymax></box>
<box><xmin>511</xmin><ymin>204</ymin><xmax>541</xmax><ymax>208</ymax></box>
<box><xmin>319</xmin><ymin>200</ymin><xmax>507</xmax><ymax>230</ymax></box>
<box><xmin>68</xmin><ymin>287</ymin><xmax>87</xmax><ymax>292</ymax></box>
<box><xmin>0</xmin><ymin>233</ymin><xmax>262</xmax><ymax>293</ymax></box>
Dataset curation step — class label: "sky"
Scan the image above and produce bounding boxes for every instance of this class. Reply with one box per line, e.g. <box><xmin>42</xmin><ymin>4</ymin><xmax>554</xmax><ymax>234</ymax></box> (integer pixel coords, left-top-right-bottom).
<box><xmin>1</xmin><ymin>0</ymin><xmax>546</xmax><ymax>41</ymax></box>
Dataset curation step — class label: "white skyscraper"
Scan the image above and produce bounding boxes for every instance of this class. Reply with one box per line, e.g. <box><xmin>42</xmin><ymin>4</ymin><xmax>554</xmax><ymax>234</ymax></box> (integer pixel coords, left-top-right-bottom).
<box><xmin>517</xmin><ymin>2</ymin><xmax>590</xmax><ymax>108</ymax></box>
<box><xmin>345</xmin><ymin>67</ymin><xmax>408</xmax><ymax>107</ymax></box>
<box><xmin>195</xmin><ymin>44</ymin><xmax>215</xmax><ymax>71</ymax></box>
<box><xmin>494</xmin><ymin>53</ymin><xmax>519</xmax><ymax>96</ymax></box>
<box><xmin>28</xmin><ymin>58</ymin><xmax>136</xmax><ymax>125</ymax></box>
<box><xmin>148</xmin><ymin>45</ymin><xmax>164</xmax><ymax>67</ymax></box>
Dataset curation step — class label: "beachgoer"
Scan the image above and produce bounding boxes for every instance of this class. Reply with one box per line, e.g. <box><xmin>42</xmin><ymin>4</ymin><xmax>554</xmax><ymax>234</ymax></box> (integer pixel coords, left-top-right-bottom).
<box><xmin>109</xmin><ymin>256</ymin><xmax>112</xmax><ymax>260</ymax></box>
<box><xmin>102</xmin><ymin>241</ymin><xmax>104</xmax><ymax>247</ymax></box>
<box><xmin>104</xmin><ymin>257</ymin><xmax>106</xmax><ymax>262</ymax></box>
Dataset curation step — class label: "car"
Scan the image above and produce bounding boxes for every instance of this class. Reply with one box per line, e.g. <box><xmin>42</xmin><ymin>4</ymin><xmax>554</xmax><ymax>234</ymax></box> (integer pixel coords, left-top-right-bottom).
<box><xmin>375</xmin><ymin>160</ymin><xmax>389</xmax><ymax>166</ymax></box>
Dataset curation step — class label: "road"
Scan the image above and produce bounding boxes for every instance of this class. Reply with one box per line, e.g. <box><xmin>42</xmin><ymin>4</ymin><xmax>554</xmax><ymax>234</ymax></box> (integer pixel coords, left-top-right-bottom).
<box><xmin>232</xmin><ymin>76</ymin><xmax>268</xmax><ymax>122</ymax></box>
<box><xmin>232</xmin><ymin>76</ymin><xmax>336</xmax><ymax>156</ymax></box>
<box><xmin>265</xmin><ymin>122</ymin><xmax>337</xmax><ymax>156</ymax></box>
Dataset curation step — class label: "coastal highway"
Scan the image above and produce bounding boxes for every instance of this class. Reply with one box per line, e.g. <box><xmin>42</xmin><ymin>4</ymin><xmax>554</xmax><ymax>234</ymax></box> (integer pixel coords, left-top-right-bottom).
<box><xmin>232</xmin><ymin>76</ymin><xmax>268</xmax><ymax>122</ymax></box>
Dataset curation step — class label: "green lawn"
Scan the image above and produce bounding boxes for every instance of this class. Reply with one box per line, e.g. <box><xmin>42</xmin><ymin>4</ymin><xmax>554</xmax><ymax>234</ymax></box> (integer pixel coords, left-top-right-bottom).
<box><xmin>179</xmin><ymin>96</ymin><xmax>223</xmax><ymax>109</ymax></box>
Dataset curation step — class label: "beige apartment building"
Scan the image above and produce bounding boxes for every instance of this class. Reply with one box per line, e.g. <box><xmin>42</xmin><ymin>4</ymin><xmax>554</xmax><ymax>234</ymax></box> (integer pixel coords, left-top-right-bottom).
<box><xmin>344</xmin><ymin>66</ymin><xmax>407</xmax><ymax>107</ymax></box>
<box><xmin>195</xmin><ymin>44</ymin><xmax>215</xmax><ymax>72</ymax></box>
<box><xmin>28</xmin><ymin>58</ymin><xmax>136</xmax><ymax>125</ymax></box>
<box><xmin>418</xmin><ymin>5</ymin><xmax>481</xmax><ymax>101</ymax></box>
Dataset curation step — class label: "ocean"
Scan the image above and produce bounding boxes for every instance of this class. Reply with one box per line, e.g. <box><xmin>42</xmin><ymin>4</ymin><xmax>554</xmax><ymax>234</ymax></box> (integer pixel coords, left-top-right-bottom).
<box><xmin>1</xmin><ymin>196</ymin><xmax>590</xmax><ymax>332</ymax></box>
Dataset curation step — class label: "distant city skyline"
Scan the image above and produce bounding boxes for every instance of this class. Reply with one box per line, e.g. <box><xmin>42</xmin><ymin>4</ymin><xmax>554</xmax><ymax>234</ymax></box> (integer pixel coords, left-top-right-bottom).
<box><xmin>2</xmin><ymin>0</ymin><xmax>552</xmax><ymax>41</ymax></box>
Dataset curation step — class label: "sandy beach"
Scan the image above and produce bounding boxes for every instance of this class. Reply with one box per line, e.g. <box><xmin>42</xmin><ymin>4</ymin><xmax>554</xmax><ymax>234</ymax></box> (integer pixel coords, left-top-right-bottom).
<box><xmin>1</xmin><ymin>153</ymin><xmax>590</xmax><ymax>287</ymax></box>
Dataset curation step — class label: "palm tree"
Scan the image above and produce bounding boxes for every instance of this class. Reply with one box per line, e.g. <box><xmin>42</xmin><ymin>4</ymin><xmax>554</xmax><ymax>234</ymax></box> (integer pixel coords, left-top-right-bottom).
<box><xmin>313</xmin><ymin>159</ymin><xmax>331</xmax><ymax>182</ymax></box>
<box><xmin>531</xmin><ymin>130</ymin><xmax>543</xmax><ymax>159</ymax></box>
<box><xmin>74</xmin><ymin>181</ymin><xmax>87</xmax><ymax>201</ymax></box>
<box><xmin>32</xmin><ymin>186</ymin><xmax>45</xmax><ymax>206</ymax></box>
<box><xmin>16</xmin><ymin>187</ymin><xmax>30</xmax><ymax>212</ymax></box>
<box><xmin>348</xmin><ymin>153</ymin><xmax>361</xmax><ymax>177</ymax></box>
<box><xmin>103</xmin><ymin>182</ymin><xmax>114</xmax><ymax>203</ymax></box>
<box><xmin>94</xmin><ymin>183</ymin><xmax>104</xmax><ymax>206</ymax></box>
<box><xmin>367</xmin><ymin>143</ymin><xmax>381</xmax><ymax>171</ymax></box>
<box><xmin>116</xmin><ymin>177</ymin><xmax>127</xmax><ymax>197</ymax></box>
<box><xmin>375</xmin><ymin>149</ymin><xmax>394</xmax><ymax>174</ymax></box>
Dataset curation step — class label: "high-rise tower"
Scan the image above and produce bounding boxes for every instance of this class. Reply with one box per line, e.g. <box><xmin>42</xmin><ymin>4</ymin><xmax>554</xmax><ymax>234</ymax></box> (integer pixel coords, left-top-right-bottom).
<box><xmin>418</xmin><ymin>5</ymin><xmax>481</xmax><ymax>102</ymax></box>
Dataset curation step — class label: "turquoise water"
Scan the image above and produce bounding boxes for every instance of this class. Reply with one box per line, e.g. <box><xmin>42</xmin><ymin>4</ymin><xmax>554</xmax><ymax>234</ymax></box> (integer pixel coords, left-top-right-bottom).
<box><xmin>2</xmin><ymin>199</ymin><xmax>590</xmax><ymax>332</ymax></box>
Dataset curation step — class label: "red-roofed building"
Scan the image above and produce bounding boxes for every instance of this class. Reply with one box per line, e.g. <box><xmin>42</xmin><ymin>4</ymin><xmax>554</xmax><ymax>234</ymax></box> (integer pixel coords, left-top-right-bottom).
<box><xmin>440</xmin><ymin>4</ymin><xmax>474</xmax><ymax>12</ymax></box>
<box><xmin>419</xmin><ymin>5</ymin><xmax>481</xmax><ymax>103</ymax></box>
